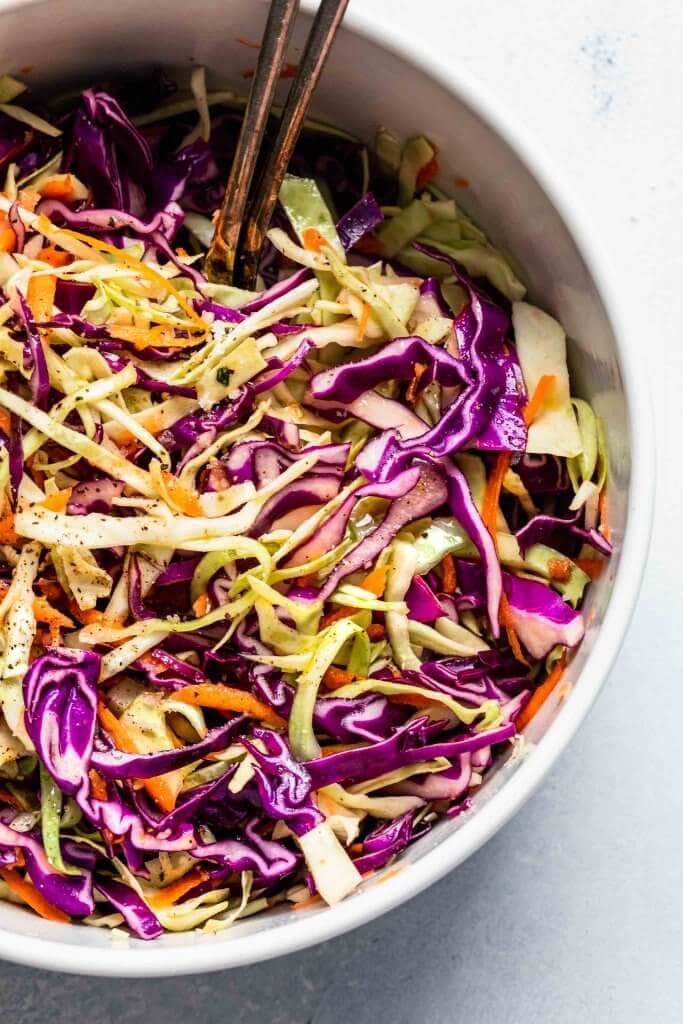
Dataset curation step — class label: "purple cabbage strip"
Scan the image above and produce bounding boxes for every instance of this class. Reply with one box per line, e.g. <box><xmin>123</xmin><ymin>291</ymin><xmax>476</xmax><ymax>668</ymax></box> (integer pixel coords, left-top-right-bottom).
<box><xmin>94</xmin><ymin>878</ymin><xmax>163</xmax><ymax>940</ymax></box>
<box><xmin>516</xmin><ymin>511</ymin><xmax>612</xmax><ymax>557</ymax></box>
<box><xmin>192</xmin><ymin>818</ymin><xmax>298</xmax><ymax>882</ymax></box>
<box><xmin>23</xmin><ymin>648</ymin><xmax>100</xmax><ymax>797</ymax></box>
<box><xmin>305</xmin><ymin>716</ymin><xmax>516</xmax><ymax>789</ymax></box>
<box><xmin>318</xmin><ymin>464</ymin><xmax>446</xmax><ymax>600</ymax></box>
<box><xmin>90</xmin><ymin>715</ymin><xmax>247</xmax><ymax>779</ymax></box>
<box><xmin>241</xmin><ymin>729</ymin><xmax>323</xmax><ymax>837</ymax></box>
<box><xmin>336</xmin><ymin>192</ymin><xmax>383</xmax><ymax>251</ymax></box>
<box><xmin>351</xmin><ymin>811</ymin><xmax>425</xmax><ymax>874</ymax></box>
<box><xmin>17</xmin><ymin>293</ymin><xmax>50</xmax><ymax>411</ymax></box>
<box><xmin>0</xmin><ymin>822</ymin><xmax>94</xmax><ymax>917</ymax></box>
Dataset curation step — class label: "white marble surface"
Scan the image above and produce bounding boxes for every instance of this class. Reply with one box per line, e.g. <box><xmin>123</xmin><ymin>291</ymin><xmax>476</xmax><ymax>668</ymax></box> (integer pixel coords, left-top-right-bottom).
<box><xmin>2</xmin><ymin>0</ymin><xmax>681</xmax><ymax>1019</ymax></box>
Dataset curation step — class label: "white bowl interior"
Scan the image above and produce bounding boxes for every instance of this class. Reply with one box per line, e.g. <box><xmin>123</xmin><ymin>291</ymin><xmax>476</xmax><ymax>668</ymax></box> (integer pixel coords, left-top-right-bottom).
<box><xmin>0</xmin><ymin>0</ymin><xmax>641</xmax><ymax>975</ymax></box>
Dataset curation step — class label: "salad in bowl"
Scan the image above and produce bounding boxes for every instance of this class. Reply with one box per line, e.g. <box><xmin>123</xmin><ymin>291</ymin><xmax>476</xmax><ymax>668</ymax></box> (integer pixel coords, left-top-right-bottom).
<box><xmin>0</xmin><ymin>69</ymin><xmax>610</xmax><ymax>939</ymax></box>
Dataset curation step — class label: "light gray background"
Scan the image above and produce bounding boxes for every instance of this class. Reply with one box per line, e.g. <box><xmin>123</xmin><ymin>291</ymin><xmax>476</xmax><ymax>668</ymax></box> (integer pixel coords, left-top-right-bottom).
<box><xmin>1</xmin><ymin>0</ymin><xmax>681</xmax><ymax>1019</ymax></box>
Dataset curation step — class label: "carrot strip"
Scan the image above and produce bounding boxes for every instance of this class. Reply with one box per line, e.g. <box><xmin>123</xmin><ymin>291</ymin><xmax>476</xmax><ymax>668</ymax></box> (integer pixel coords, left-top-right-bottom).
<box><xmin>598</xmin><ymin>488</ymin><xmax>611</xmax><ymax>541</ymax></box>
<box><xmin>416</xmin><ymin>155</ymin><xmax>440</xmax><ymax>190</ymax></box>
<box><xmin>481</xmin><ymin>452</ymin><xmax>511</xmax><ymax>538</ymax></box>
<box><xmin>97</xmin><ymin>703</ymin><xmax>181</xmax><ymax>813</ymax></box>
<box><xmin>547</xmin><ymin>557</ymin><xmax>572</xmax><ymax>583</ymax></box>
<box><xmin>0</xmin><ymin>410</ymin><xmax>10</xmax><ymax>435</ymax></box>
<box><xmin>301</xmin><ymin>227</ymin><xmax>328</xmax><ymax>253</ymax></box>
<box><xmin>88</xmin><ymin>769</ymin><xmax>109</xmax><ymax>803</ymax></box>
<box><xmin>516</xmin><ymin>658</ymin><xmax>566</xmax><ymax>730</ymax></box>
<box><xmin>356</xmin><ymin>302</ymin><xmax>370</xmax><ymax>341</ymax></box>
<box><xmin>0</xmin><ymin>867</ymin><xmax>69</xmax><ymax>923</ymax></box>
<box><xmin>575</xmin><ymin>557</ymin><xmax>604</xmax><ymax>580</ymax></box>
<box><xmin>0</xmin><ymin>502</ymin><xmax>17</xmax><ymax>544</ymax></box>
<box><xmin>386</xmin><ymin>692</ymin><xmax>435</xmax><ymax>709</ymax></box>
<box><xmin>359</xmin><ymin>565</ymin><xmax>389</xmax><ymax>598</ymax></box>
<box><xmin>441</xmin><ymin>553</ymin><xmax>456</xmax><ymax>594</ymax></box>
<box><xmin>319</xmin><ymin>606</ymin><xmax>354</xmax><ymax>629</ymax></box>
<box><xmin>405</xmin><ymin>362</ymin><xmax>426</xmax><ymax>404</ymax></box>
<box><xmin>296</xmin><ymin>573</ymin><xmax>317</xmax><ymax>588</ymax></box>
<box><xmin>172</xmin><ymin>683</ymin><xmax>286</xmax><ymax>729</ymax></box>
<box><xmin>160</xmin><ymin>472</ymin><xmax>202</xmax><ymax>516</ymax></box>
<box><xmin>33</xmin><ymin>596</ymin><xmax>73</xmax><ymax>644</ymax></box>
<box><xmin>322</xmin><ymin>667</ymin><xmax>355</xmax><ymax>690</ymax></box>
<box><xmin>499</xmin><ymin>593</ymin><xmax>528</xmax><ymax>666</ymax></box>
<box><xmin>291</xmin><ymin>892</ymin><xmax>323</xmax><ymax>912</ymax></box>
<box><xmin>26</xmin><ymin>273</ymin><xmax>56</xmax><ymax>325</ymax></box>
<box><xmin>192</xmin><ymin>593</ymin><xmax>210</xmax><ymax>618</ymax></box>
<box><xmin>147</xmin><ymin>868</ymin><xmax>208</xmax><ymax>909</ymax></box>
<box><xmin>38</xmin><ymin>245</ymin><xmax>71</xmax><ymax>268</ymax></box>
<box><xmin>367</xmin><ymin>623</ymin><xmax>386</xmax><ymax>642</ymax></box>
<box><xmin>36</xmin><ymin>577</ymin><xmax>63</xmax><ymax>602</ymax></box>
<box><xmin>523</xmin><ymin>374</ymin><xmax>556</xmax><ymax>426</ymax></box>
<box><xmin>38</xmin><ymin>487</ymin><xmax>72</xmax><ymax>513</ymax></box>
<box><xmin>0</xmin><ymin>226</ymin><xmax>16</xmax><ymax>252</ymax></box>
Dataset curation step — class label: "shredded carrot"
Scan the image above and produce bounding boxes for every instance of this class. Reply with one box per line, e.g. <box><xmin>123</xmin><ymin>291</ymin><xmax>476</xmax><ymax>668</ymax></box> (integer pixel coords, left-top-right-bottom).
<box><xmin>38</xmin><ymin>174</ymin><xmax>77</xmax><ymax>200</ymax></box>
<box><xmin>416</xmin><ymin>155</ymin><xmax>440</xmax><ymax>190</ymax></box>
<box><xmin>36</xmin><ymin>577</ymin><xmax>62</xmax><ymax>601</ymax></box>
<box><xmin>386</xmin><ymin>692</ymin><xmax>435</xmax><ymax>709</ymax></box>
<box><xmin>26</xmin><ymin>273</ymin><xmax>56</xmax><ymax>325</ymax></box>
<box><xmin>88</xmin><ymin>769</ymin><xmax>109</xmax><ymax>803</ymax></box>
<box><xmin>87</xmin><ymin>769</ymin><xmax>123</xmax><ymax>844</ymax></box>
<box><xmin>160</xmin><ymin>471</ymin><xmax>203</xmax><ymax>516</ymax></box>
<box><xmin>441</xmin><ymin>553</ymin><xmax>456</xmax><ymax>593</ymax></box>
<box><xmin>67</xmin><ymin>604</ymin><xmax>110</xmax><ymax>626</ymax></box>
<box><xmin>0</xmin><ymin>867</ymin><xmax>70</xmax><ymax>924</ymax></box>
<box><xmin>349</xmin><ymin>843</ymin><xmax>364</xmax><ymax>855</ymax></box>
<box><xmin>516</xmin><ymin>658</ymin><xmax>566</xmax><ymax>731</ymax></box>
<box><xmin>291</xmin><ymin>892</ymin><xmax>323</xmax><ymax>912</ymax></box>
<box><xmin>0</xmin><ymin>225</ymin><xmax>16</xmax><ymax>252</ymax></box>
<box><xmin>172</xmin><ymin>683</ymin><xmax>287</xmax><ymax>729</ymax></box>
<box><xmin>0</xmin><ymin>409</ymin><xmax>10</xmax><ymax>435</ymax></box>
<box><xmin>301</xmin><ymin>227</ymin><xmax>328</xmax><ymax>253</ymax></box>
<box><xmin>54</xmin><ymin>228</ymin><xmax>206</xmax><ymax>331</ymax></box>
<box><xmin>405</xmin><ymin>362</ymin><xmax>426</xmax><ymax>404</ymax></box>
<box><xmin>38</xmin><ymin>487</ymin><xmax>72</xmax><ymax>513</ymax></box>
<box><xmin>192</xmin><ymin>593</ymin><xmax>211</xmax><ymax>618</ymax></box>
<box><xmin>97</xmin><ymin>703</ymin><xmax>181</xmax><ymax>813</ymax></box>
<box><xmin>33</xmin><ymin>596</ymin><xmax>73</xmax><ymax>644</ymax></box>
<box><xmin>322</xmin><ymin>666</ymin><xmax>356</xmax><ymax>690</ymax></box>
<box><xmin>482</xmin><ymin>452</ymin><xmax>511</xmax><ymax>539</ymax></box>
<box><xmin>18</xmin><ymin>188</ymin><xmax>40</xmax><ymax>211</ymax></box>
<box><xmin>598</xmin><ymin>488</ymin><xmax>611</xmax><ymax>541</ymax></box>
<box><xmin>367</xmin><ymin>623</ymin><xmax>386</xmax><ymax>642</ymax></box>
<box><xmin>575</xmin><ymin>557</ymin><xmax>604</xmax><ymax>580</ymax></box>
<box><xmin>319</xmin><ymin>606</ymin><xmax>354</xmax><ymax>629</ymax></box>
<box><xmin>296</xmin><ymin>573</ymin><xmax>317</xmax><ymax>588</ymax></box>
<box><xmin>547</xmin><ymin>557</ymin><xmax>572</xmax><ymax>583</ymax></box>
<box><xmin>359</xmin><ymin>565</ymin><xmax>390</xmax><ymax>598</ymax></box>
<box><xmin>38</xmin><ymin>245</ymin><xmax>71</xmax><ymax>267</ymax></box>
<box><xmin>499</xmin><ymin>593</ymin><xmax>528</xmax><ymax>666</ymax></box>
<box><xmin>0</xmin><ymin>501</ymin><xmax>17</xmax><ymax>544</ymax></box>
<box><xmin>147</xmin><ymin>868</ymin><xmax>208</xmax><ymax>909</ymax></box>
<box><xmin>523</xmin><ymin>374</ymin><xmax>556</xmax><ymax>426</ymax></box>
<box><xmin>356</xmin><ymin>302</ymin><xmax>370</xmax><ymax>341</ymax></box>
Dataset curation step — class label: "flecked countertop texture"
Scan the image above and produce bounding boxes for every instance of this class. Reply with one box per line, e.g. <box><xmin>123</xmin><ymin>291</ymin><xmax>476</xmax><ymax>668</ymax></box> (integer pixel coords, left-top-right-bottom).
<box><xmin>1</xmin><ymin>0</ymin><xmax>681</xmax><ymax>1020</ymax></box>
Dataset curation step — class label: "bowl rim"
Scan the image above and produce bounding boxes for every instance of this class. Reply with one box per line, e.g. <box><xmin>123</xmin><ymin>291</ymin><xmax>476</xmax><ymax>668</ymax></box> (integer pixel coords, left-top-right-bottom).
<box><xmin>0</xmin><ymin>0</ymin><xmax>655</xmax><ymax>977</ymax></box>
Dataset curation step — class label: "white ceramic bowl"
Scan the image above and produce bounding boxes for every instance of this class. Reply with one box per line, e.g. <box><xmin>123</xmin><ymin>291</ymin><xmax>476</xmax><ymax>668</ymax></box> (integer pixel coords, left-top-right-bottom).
<box><xmin>0</xmin><ymin>0</ymin><xmax>653</xmax><ymax>977</ymax></box>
